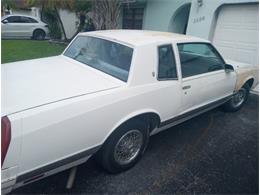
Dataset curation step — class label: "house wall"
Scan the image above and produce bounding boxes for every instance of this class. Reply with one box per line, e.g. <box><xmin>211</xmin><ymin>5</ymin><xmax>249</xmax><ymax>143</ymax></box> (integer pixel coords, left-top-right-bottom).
<box><xmin>186</xmin><ymin>0</ymin><xmax>259</xmax><ymax>40</ymax></box>
<box><xmin>168</xmin><ymin>3</ymin><xmax>191</xmax><ymax>33</ymax></box>
<box><xmin>58</xmin><ymin>9</ymin><xmax>78</xmax><ymax>39</ymax></box>
<box><xmin>142</xmin><ymin>0</ymin><xmax>258</xmax><ymax>37</ymax></box>
<box><xmin>142</xmin><ymin>0</ymin><xmax>191</xmax><ymax>32</ymax></box>
<box><xmin>11</xmin><ymin>7</ymin><xmax>41</xmax><ymax>19</ymax></box>
<box><xmin>119</xmin><ymin>8</ymin><xmax>123</xmax><ymax>28</ymax></box>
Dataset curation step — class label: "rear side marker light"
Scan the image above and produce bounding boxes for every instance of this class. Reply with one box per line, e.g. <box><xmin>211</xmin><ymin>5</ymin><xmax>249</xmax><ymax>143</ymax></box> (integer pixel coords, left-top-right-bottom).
<box><xmin>1</xmin><ymin>116</ymin><xmax>11</xmax><ymax>167</ymax></box>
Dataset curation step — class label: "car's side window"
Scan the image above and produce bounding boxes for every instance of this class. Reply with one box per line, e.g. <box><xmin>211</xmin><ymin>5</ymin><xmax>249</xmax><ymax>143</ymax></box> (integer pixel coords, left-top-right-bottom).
<box><xmin>6</xmin><ymin>16</ymin><xmax>21</xmax><ymax>23</ymax></box>
<box><xmin>19</xmin><ymin>17</ymin><xmax>29</xmax><ymax>23</ymax></box>
<box><xmin>158</xmin><ymin>44</ymin><xmax>178</xmax><ymax>80</ymax></box>
<box><xmin>28</xmin><ymin>17</ymin><xmax>38</xmax><ymax>23</ymax></box>
<box><xmin>177</xmin><ymin>43</ymin><xmax>225</xmax><ymax>78</ymax></box>
<box><xmin>20</xmin><ymin>16</ymin><xmax>38</xmax><ymax>23</ymax></box>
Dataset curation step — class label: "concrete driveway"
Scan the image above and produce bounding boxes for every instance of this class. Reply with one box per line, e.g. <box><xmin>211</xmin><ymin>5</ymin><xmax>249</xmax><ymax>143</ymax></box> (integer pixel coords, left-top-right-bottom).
<box><xmin>12</xmin><ymin>94</ymin><xmax>259</xmax><ymax>194</ymax></box>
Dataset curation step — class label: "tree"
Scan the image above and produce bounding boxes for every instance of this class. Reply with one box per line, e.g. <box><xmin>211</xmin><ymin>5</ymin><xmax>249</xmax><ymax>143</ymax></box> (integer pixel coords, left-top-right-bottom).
<box><xmin>74</xmin><ymin>0</ymin><xmax>91</xmax><ymax>30</ymax></box>
<box><xmin>69</xmin><ymin>0</ymin><xmax>92</xmax><ymax>39</ymax></box>
<box><xmin>26</xmin><ymin>0</ymin><xmax>73</xmax><ymax>41</ymax></box>
<box><xmin>1</xmin><ymin>0</ymin><xmax>16</xmax><ymax>14</ymax></box>
<box><xmin>89</xmin><ymin>0</ymin><xmax>121</xmax><ymax>30</ymax></box>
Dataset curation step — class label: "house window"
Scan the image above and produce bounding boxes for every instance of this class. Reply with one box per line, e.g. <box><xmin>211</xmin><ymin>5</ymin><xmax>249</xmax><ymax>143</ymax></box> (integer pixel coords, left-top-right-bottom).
<box><xmin>123</xmin><ymin>7</ymin><xmax>144</xmax><ymax>29</ymax></box>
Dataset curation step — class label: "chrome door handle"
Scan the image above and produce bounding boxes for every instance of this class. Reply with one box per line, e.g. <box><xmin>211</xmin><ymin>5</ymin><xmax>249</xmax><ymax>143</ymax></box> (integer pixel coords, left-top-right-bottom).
<box><xmin>182</xmin><ymin>85</ymin><xmax>191</xmax><ymax>90</ymax></box>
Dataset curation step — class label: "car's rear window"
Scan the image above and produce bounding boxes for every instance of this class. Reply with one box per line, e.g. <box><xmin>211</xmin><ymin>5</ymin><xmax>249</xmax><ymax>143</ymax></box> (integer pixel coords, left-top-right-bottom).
<box><xmin>64</xmin><ymin>36</ymin><xmax>133</xmax><ymax>82</ymax></box>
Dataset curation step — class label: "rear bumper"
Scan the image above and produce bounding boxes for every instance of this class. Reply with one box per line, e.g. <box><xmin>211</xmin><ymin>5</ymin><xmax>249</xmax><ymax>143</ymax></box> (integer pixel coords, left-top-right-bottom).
<box><xmin>1</xmin><ymin>166</ymin><xmax>17</xmax><ymax>194</ymax></box>
<box><xmin>1</xmin><ymin>145</ymin><xmax>100</xmax><ymax>193</ymax></box>
<box><xmin>2</xmin><ymin>179</ymin><xmax>15</xmax><ymax>194</ymax></box>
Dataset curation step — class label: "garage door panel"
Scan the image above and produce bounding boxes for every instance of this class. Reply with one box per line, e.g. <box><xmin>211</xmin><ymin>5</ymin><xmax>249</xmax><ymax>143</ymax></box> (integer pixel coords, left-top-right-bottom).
<box><xmin>214</xmin><ymin>29</ymin><xmax>239</xmax><ymax>41</ymax></box>
<box><xmin>236</xmin><ymin>49</ymin><xmax>256</xmax><ymax>65</ymax></box>
<box><xmin>213</xmin><ymin>4</ymin><xmax>259</xmax><ymax>66</ymax></box>
<box><xmin>214</xmin><ymin>30</ymin><xmax>258</xmax><ymax>45</ymax></box>
<box><xmin>215</xmin><ymin>46</ymin><xmax>235</xmax><ymax>60</ymax></box>
<box><xmin>216</xmin><ymin>41</ymin><xmax>257</xmax><ymax>65</ymax></box>
<box><xmin>236</xmin><ymin>42</ymin><xmax>257</xmax><ymax>49</ymax></box>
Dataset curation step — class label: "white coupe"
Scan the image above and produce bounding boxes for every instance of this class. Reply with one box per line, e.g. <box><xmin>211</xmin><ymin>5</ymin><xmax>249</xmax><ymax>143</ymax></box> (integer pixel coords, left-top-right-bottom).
<box><xmin>1</xmin><ymin>30</ymin><xmax>258</xmax><ymax>193</ymax></box>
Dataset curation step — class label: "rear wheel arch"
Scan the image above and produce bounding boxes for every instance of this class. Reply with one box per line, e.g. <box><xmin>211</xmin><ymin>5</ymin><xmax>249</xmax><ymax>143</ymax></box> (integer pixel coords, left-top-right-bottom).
<box><xmin>102</xmin><ymin>112</ymin><xmax>161</xmax><ymax>145</ymax></box>
<box><xmin>118</xmin><ymin>112</ymin><xmax>160</xmax><ymax>134</ymax></box>
<box><xmin>125</xmin><ymin>112</ymin><xmax>161</xmax><ymax>132</ymax></box>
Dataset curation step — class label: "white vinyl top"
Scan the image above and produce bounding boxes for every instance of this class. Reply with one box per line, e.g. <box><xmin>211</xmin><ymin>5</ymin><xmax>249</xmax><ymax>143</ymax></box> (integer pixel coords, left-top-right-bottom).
<box><xmin>80</xmin><ymin>30</ymin><xmax>209</xmax><ymax>47</ymax></box>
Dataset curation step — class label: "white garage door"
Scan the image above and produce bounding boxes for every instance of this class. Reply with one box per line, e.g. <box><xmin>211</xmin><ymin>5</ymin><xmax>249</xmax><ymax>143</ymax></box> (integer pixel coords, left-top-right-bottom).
<box><xmin>213</xmin><ymin>4</ymin><xmax>259</xmax><ymax>66</ymax></box>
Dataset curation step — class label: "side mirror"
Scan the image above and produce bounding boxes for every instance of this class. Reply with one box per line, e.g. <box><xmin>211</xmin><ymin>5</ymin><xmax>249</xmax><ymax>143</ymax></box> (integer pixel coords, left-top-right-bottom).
<box><xmin>2</xmin><ymin>20</ymin><xmax>8</xmax><ymax>24</ymax></box>
<box><xmin>224</xmin><ymin>64</ymin><xmax>234</xmax><ymax>73</ymax></box>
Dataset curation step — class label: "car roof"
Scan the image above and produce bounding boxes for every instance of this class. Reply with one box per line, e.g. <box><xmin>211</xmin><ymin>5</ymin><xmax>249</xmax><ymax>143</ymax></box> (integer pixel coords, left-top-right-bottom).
<box><xmin>2</xmin><ymin>14</ymin><xmax>40</xmax><ymax>21</ymax></box>
<box><xmin>80</xmin><ymin>30</ymin><xmax>209</xmax><ymax>47</ymax></box>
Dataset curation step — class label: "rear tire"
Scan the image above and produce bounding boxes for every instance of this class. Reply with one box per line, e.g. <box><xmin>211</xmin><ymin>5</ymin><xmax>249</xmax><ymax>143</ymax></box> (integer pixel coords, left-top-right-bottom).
<box><xmin>222</xmin><ymin>83</ymin><xmax>250</xmax><ymax>112</ymax></box>
<box><xmin>33</xmin><ymin>29</ymin><xmax>46</xmax><ymax>40</ymax></box>
<box><xmin>96</xmin><ymin>120</ymin><xmax>149</xmax><ymax>173</ymax></box>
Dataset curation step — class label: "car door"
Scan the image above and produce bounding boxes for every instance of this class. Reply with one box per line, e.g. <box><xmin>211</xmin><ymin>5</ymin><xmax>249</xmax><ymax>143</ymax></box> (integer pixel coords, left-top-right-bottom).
<box><xmin>2</xmin><ymin>16</ymin><xmax>31</xmax><ymax>38</ymax></box>
<box><xmin>1</xmin><ymin>16</ymin><xmax>20</xmax><ymax>38</ymax></box>
<box><xmin>176</xmin><ymin>42</ymin><xmax>236</xmax><ymax>114</ymax></box>
<box><xmin>13</xmin><ymin>16</ymin><xmax>33</xmax><ymax>37</ymax></box>
<box><xmin>19</xmin><ymin>16</ymin><xmax>38</xmax><ymax>37</ymax></box>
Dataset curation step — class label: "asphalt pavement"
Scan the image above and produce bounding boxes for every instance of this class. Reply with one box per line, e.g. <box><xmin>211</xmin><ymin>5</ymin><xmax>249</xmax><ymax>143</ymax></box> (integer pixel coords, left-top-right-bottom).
<box><xmin>12</xmin><ymin>94</ymin><xmax>259</xmax><ymax>194</ymax></box>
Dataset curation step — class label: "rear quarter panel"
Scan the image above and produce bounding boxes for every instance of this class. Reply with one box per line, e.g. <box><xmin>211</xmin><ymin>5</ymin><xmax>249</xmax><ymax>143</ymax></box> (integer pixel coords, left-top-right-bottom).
<box><xmin>12</xmin><ymin>81</ymin><xmax>181</xmax><ymax>178</ymax></box>
<box><xmin>9</xmin><ymin>43</ymin><xmax>182</xmax><ymax>180</ymax></box>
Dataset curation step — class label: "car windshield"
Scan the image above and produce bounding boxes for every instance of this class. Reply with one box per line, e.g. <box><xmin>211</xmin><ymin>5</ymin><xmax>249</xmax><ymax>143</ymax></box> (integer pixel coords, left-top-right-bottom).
<box><xmin>64</xmin><ymin>36</ymin><xmax>133</xmax><ymax>82</ymax></box>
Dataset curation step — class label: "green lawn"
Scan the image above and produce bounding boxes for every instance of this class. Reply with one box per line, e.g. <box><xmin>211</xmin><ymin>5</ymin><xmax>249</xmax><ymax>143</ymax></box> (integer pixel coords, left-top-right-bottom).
<box><xmin>2</xmin><ymin>40</ymin><xmax>66</xmax><ymax>63</ymax></box>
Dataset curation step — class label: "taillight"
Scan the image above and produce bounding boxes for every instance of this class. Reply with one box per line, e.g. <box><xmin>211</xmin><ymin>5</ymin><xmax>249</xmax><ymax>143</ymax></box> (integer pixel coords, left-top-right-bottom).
<box><xmin>1</xmin><ymin>116</ymin><xmax>11</xmax><ymax>167</ymax></box>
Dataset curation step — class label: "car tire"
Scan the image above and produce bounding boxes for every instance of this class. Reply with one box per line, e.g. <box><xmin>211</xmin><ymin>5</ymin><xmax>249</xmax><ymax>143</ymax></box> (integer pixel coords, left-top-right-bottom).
<box><xmin>96</xmin><ymin>120</ymin><xmax>149</xmax><ymax>173</ymax></box>
<box><xmin>33</xmin><ymin>29</ymin><xmax>46</xmax><ymax>40</ymax></box>
<box><xmin>222</xmin><ymin>83</ymin><xmax>250</xmax><ymax>112</ymax></box>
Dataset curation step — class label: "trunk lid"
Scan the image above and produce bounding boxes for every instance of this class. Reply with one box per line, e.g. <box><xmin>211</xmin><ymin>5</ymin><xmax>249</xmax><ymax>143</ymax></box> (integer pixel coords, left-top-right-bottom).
<box><xmin>2</xmin><ymin>56</ymin><xmax>124</xmax><ymax>115</ymax></box>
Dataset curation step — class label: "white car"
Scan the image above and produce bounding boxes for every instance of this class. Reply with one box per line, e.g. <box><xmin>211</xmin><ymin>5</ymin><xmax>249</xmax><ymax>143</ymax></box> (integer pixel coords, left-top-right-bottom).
<box><xmin>1</xmin><ymin>30</ymin><xmax>258</xmax><ymax>193</ymax></box>
<box><xmin>1</xmin><ymin>14</ymin><xmax>49</xmax><ymax>40</ymax></box>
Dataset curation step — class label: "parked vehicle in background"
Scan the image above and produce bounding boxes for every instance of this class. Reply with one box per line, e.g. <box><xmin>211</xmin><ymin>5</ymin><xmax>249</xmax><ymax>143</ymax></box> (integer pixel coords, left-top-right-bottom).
<box><xmin>1</xmin><ymin>30</ymin><xmax>258</xmax><ymax>194</ymax></box>
<box><xmin>1</xmin><ymin>15</ymin><xmax>49</xmax><ymax>40</ymax></box>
